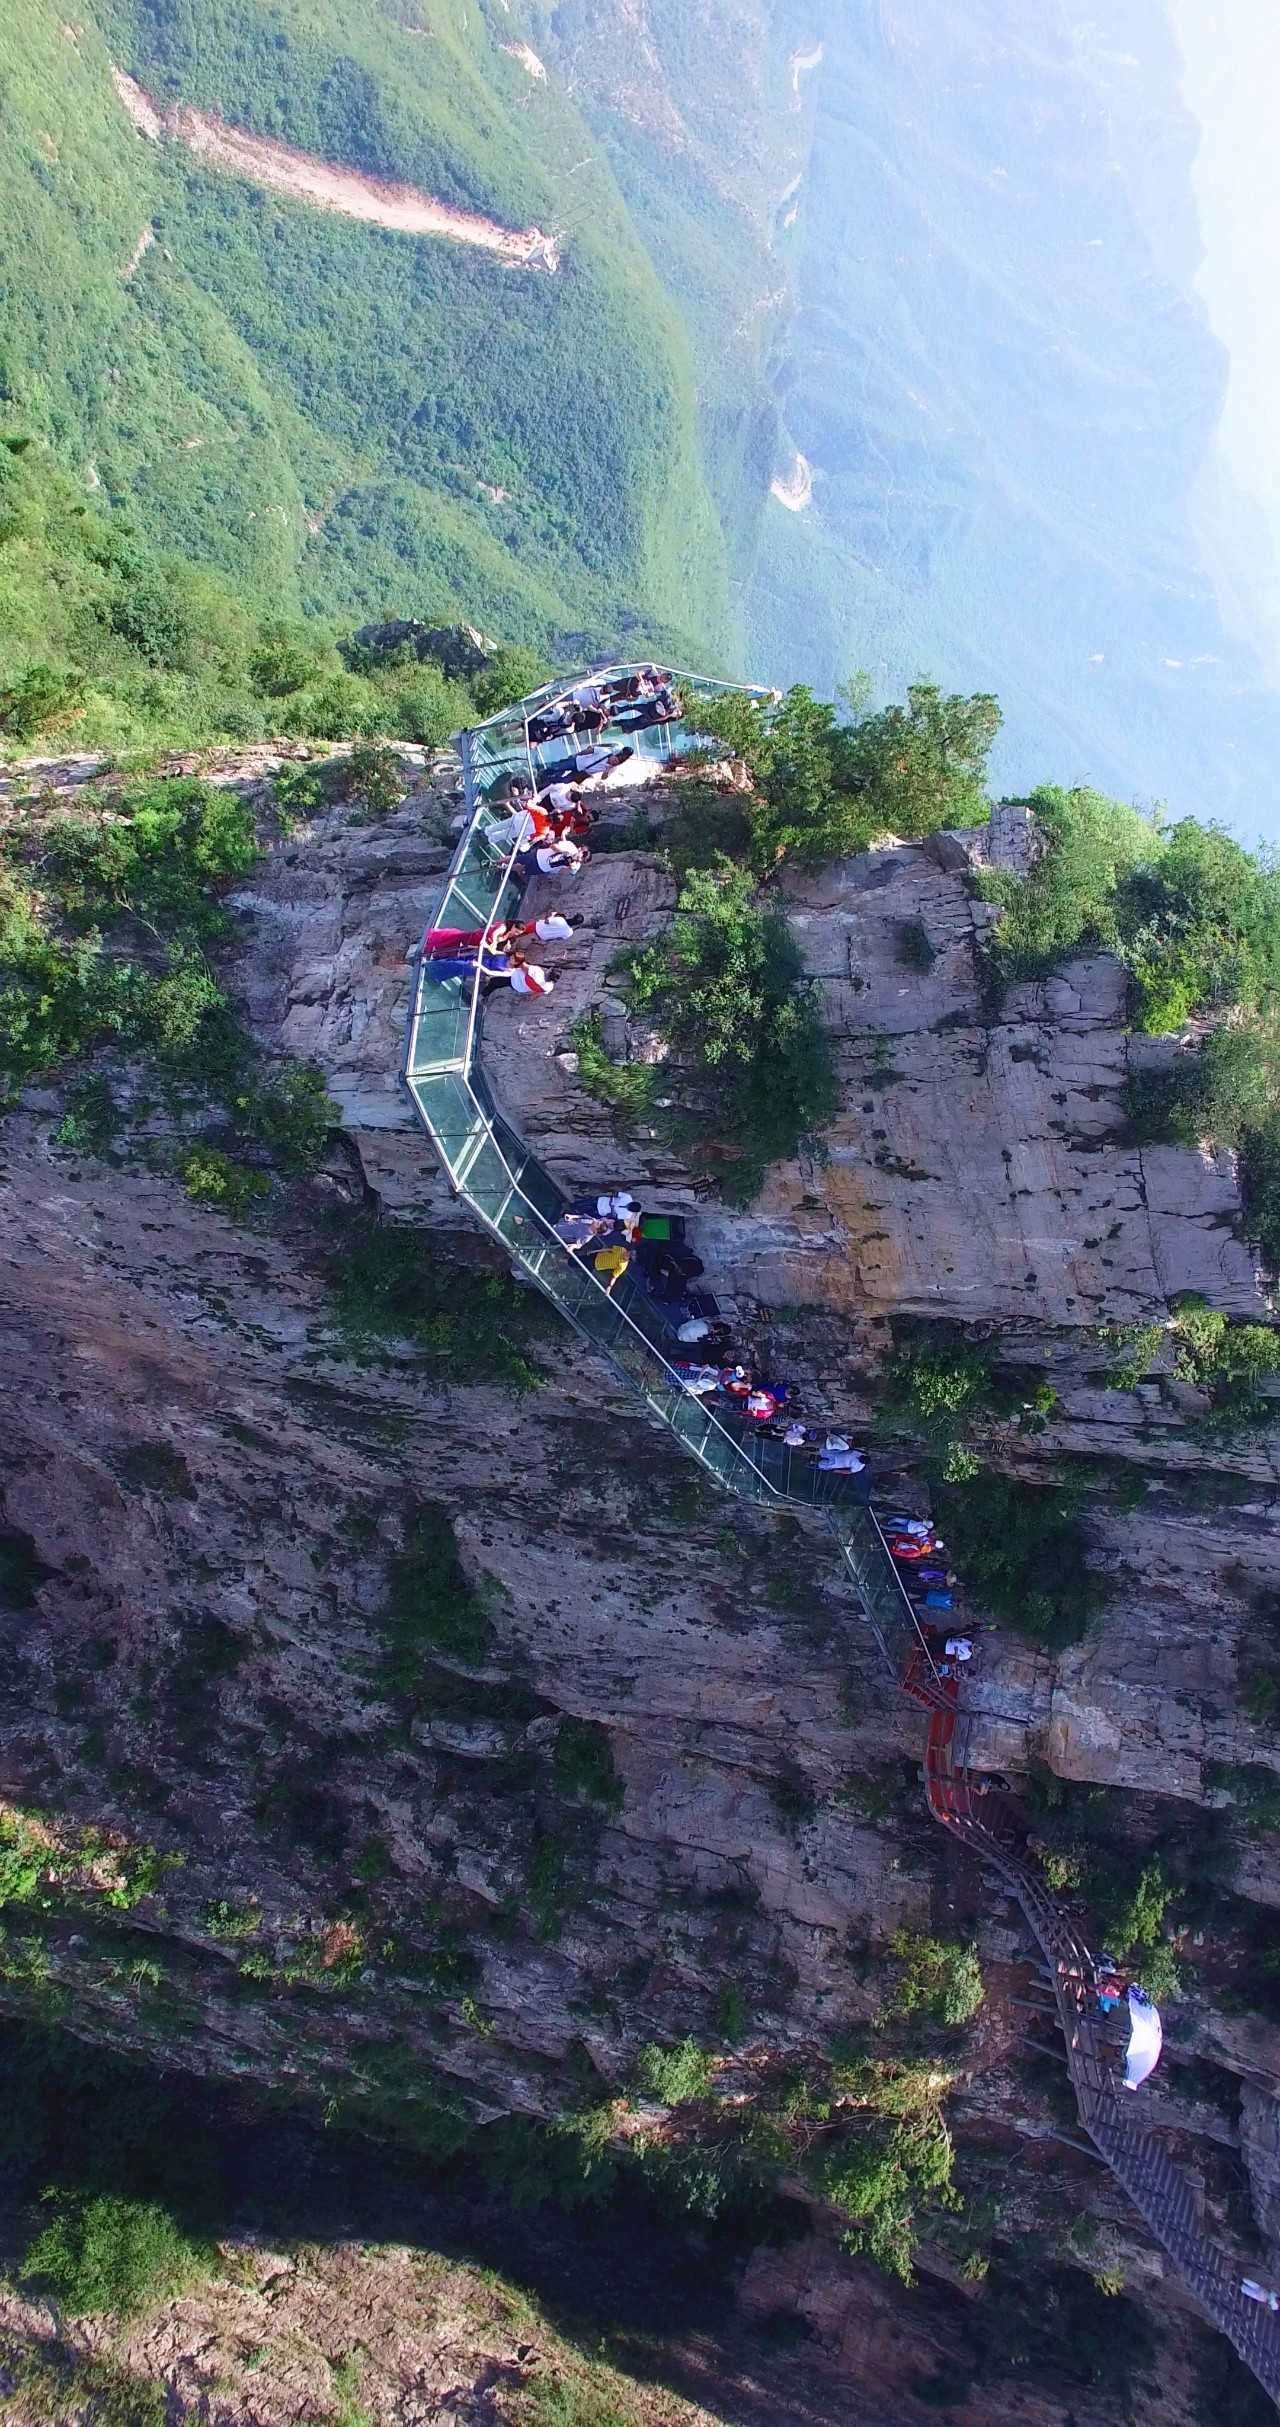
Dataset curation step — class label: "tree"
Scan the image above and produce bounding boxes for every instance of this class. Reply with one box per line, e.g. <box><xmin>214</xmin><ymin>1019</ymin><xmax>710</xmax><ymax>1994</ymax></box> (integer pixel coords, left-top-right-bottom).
<box><xmin>836</xmin><ymin>681</ymin><xmax>1001</xmax><ymax>837</ymax></box>
<box><xmin>696</xmin><ymin>681</ymin><xmax>1000</xmax><ymax>869</ymax></box>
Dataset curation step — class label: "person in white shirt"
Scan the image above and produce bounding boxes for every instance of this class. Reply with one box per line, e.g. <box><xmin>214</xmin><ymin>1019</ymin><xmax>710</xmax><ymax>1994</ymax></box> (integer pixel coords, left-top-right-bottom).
<box><xmin>519</xmin><ymin>839</ymin><xmax>584</xmax><ymax>880</ymax></box>
<box><xmin>943</xmin><ymin>1636</ymin><xmax>973</xmax><ymax>1662</ymax></box>
<box><xmin>508</xmin><ymin>963</ymin><xmax>555</xmax><ymax>999</ymax></box>
<box><xmin>817</xmin><ymin>1445</ymin><xmax>867</xmax><ymax>1473</ymax></box>
<box><xmin>518</xmin><ymin>912</ymin><xmax>582</xmax><ymax>945</ymax></box>
<box><xmin>484</xmin><ymin>961</ymin><xmax>557</xmax><ymax>1000</ymax></box>
<box><xmin>486</xmin><ymin>805</ymin><xmax>542</xmax><ymax>852</ymax></box>
<box><xmin>538</xmin><ymin>781</ymin><xmax>582</xmax><ymax>819</ymax></box>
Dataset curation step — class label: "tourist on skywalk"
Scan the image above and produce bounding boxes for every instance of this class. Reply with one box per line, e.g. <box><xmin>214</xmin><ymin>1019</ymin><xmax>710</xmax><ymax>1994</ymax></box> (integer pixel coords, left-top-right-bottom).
<box><xmin>537</xmin><ymin>778</ymin><xmax>585</xmax><ymax>819</ymax></box>
<box><xmin>526</xmin><ymin>702</ymin><xmax>576</xmax><ymax>744</ymax></box>
<box><xmin>604</xmin><ymin>667</ymin><xmax>658</xmax><ymax>704</ymax></box>
<box><xmin>514</xmin><ymin>836</ymin><xmax>586</xmax><ymax>882</ymax></box>
<box><xmin>1241</xmin><ymin>2280</ymin><xmax>1280</xmax><ymax>2312</ymax></box>
<box><xmin>422</xmin><ymin>947</ymin><xmax>514</xmax><ymax>985</ymax></box>
<box><xmin>886</xmin><ymin>1529</ymin><xmax>945</xmax><ymax>1561</ymax></box>
<box><xmin>515</xmin><ymin>910</ymin><xmax>583</xmax><ymax>946</ymax></box>
<box><xmin>592</xmin><ymin>1240</ymin><xmax>631</xmax><ymax>1292</ymax></box>
<box><xmin>879</xmin><ymin>1514</ymin><xmax>933</xmax><ymax>1539</ymax></box>
<box><xmin>487</xmin><ymin>798</ymin><xmax>553</xmax><ymax>852</ymax></box>
<box><xmin>538</xmin><ymin>743</ymin><xmax>635</xmax><ymax>788</ymax></box>
<box><xmin>486</xmin><ymin>960</ymin><xmax>558</xmax><ymax>1000</ymax></box>
<box><xmin>555</xmin><ymin>1212</ymin><xmax>614</xmax><ymax>1250</ymax></box>
<box><xmin>718</xmin><ymin>1365</ymin><xmax>752</xmax><ymax>1399</ymax></box>
<box><xmin>674</xmin><ymin>1363</ymin><xmax>721</xmax><ymax>1395</ymax></box>
<box><xmin>674</xmin><ymin>1312</ymin><xmax>732</xmax><ymax>1350</ymax></box>
<box><xmin>816</xmin><ymin>1439</ymin><xmax>867</xmax><ymax>1473</ymax></box>
<box><xmin>745</xmin><ymin>1386</ymin><xmax>779</xmax><ymax>1421</ymax></box>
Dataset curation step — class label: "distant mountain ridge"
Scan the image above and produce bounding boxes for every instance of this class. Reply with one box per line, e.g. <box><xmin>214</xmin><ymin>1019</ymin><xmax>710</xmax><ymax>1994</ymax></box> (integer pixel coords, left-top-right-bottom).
<box><xmin>736</xmin><ymin>0</ymin><xmax>1280</xmax><ymax>827</ymax></box>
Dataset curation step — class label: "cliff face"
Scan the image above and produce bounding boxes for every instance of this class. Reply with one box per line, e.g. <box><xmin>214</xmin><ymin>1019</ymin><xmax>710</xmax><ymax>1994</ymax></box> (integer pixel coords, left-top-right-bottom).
<box><xmin>3</xmin><ymin>762</ymin><xmax>1279</xmax><ymax>2420</ymax></box>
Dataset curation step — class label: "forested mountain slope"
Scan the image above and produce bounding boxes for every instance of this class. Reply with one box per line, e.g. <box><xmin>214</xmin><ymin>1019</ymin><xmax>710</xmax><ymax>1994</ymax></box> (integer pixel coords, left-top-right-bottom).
<box><xmin>0</xmin><ymin>0</ymin><xmax>731</xmax><ymax>654</ymax></box>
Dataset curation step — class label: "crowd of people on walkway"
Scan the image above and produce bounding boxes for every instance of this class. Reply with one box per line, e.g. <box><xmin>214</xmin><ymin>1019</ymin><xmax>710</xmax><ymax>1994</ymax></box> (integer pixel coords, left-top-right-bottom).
<box><xmin>526</xmin><ymin>667</ymin><xmax>683</xmax><ymax>748</ymax></box>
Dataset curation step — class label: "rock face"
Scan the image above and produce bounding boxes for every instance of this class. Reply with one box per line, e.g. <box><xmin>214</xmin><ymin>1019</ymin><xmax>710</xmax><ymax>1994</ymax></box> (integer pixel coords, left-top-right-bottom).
<box><xmin>3</xmin><ymin>772</ymin><xmax>1280</xmax><ymax>2418</ymax></box>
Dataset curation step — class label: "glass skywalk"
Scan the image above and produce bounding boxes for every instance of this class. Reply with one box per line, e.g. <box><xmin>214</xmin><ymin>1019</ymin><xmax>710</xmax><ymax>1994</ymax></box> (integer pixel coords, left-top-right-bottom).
<box><xmin>401</xmin><ymin>662</ymin><xmax>937</xmax><ymax>1685</ymax></box>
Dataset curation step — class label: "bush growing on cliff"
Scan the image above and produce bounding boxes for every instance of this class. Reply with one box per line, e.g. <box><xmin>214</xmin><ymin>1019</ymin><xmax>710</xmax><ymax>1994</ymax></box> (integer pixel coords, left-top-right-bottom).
<box><xmin>889</xmin><ymin>1931</ymin><xmax>984</xmax><ymax>2027</ymax></box>
<box><xmin>20</xmin><ymin>2190</ymin><xmax>215</xmax><ymax>2318</ymax></box>
<box><xmin>381</xmin><ymin>1501</ymin><xmax>494</xmax><ymax>1687</ymax></box>
<box><xmin>323</xmin><ymin>1212</ymin><xmax>544</xmax><ymax>1385</ymax></box>
<box><xmin>552</xmin><ymin>1718</ymin><xmax>624</xmax><ymax>1814</ymax></box>
<box><xmin>618</xmin><ymin>860</ymin><xmax>837</xmax><ymax>1202</ymax></box>
<box><xmin>873</xmin><ymin>1323</ymin><xmax>1057</xmax><ymax>1475</ymax></box>
<box><xmin>932</xmin><ymin>1473</ymin><xmax>1104</xmax><ymax>1649</ymax></box>
<box><xmin>695</xmin><ymin>680</ymin><xmax>1000</xmax><ymax>869</ymax></box>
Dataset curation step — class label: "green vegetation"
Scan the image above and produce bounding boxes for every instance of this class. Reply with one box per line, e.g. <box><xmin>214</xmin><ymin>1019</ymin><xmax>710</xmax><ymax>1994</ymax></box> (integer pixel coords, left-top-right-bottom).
<box><xmin>552</xmin><ymin>1719</ymin><xmax>624</xmax><ymax>1815</ymax></box>
<box><xmin>0</xmin><ymin>2339</ymin><xmax>165</xmax><ymax>2427</ymax></box>
<box><xmin>974</xmin><ymin>787</ymin><xmax>1280</xmax><ymax>1267</ymax></box>
<box><xmin>1098</xmin><ymin>1296</ymin><xmax>1280</xmax><ymax>1434</ymax></box>
<box><xmin>1204</xmin><ymin>1762</ymin><xmax>1280</xmax><ymax>1838</ymax></box>
<box><xmin>1</xmin><ymin>762</ymin><xmax>339</xmax><ymax>1208</ymax></box>
<box><xmin>932</xmin><ymin>1472</ymin><xmax>1105</xmax><ymax>1650</ymax></box>
<box><xmin>175</xmin><ymin>1143</ymin><xmax>270</xmax><ymax>1219</ymax></box>
<box><xmin>873</xmin><ymin>1321</ymin><xmax>1058</xmax><ymax>1480</ymax></box>
<box><xmin>695</xmin><ymin>681</ymin><xmax>1000</xmax><ymax>870</ymax></box>
<box><xmin>889</xmin><ymin>1931</ymin><xmax>984</xmax><ymax>2027</ymax></box>
<box><xmin>633</xmin><ymin>2039</ymin><xmax>716</xmax><ymax>2107</ymax></box>
<box><xmin>380</xmin><ymin>1501</ymin><xmax>494</xmax><ymax>1693</ymax></box>
<box><xmin>1022</xmin><ymin>1773</ymin><xmax>1187</xmax><ymax>2000</ymax></box>
<box><xmin>0</xmin><ymin>2</ymin><xmax>729</xmax><ymax>687</ymax></box>
<box><xmin>809</xmin><ymin>2051</ymin><xmax>959</xmax><ymax>2282</ymax></box>
<box><xmin>569</xmin><ymin>1011</ymin><xmax>660</xmax><ymax>1123</ymax></box>
<box><xmin>20</xmin><ymin>2190</ymin><xmax>214</xmax><ymax>2319</ymax></box>
<box><xmin>594</xmin><ymin>860</ymin><xmax>835</xmax><ymax>1203</ymax></box>
<box><xmin>0</xmin><ymin>442</ymin><xmax>547</xmax><ymax>760</ymax></box>
<box><xmin>322</xmin><ymin>1211</ymin><xmax>544</xmax><ymax>1387</ymax></box>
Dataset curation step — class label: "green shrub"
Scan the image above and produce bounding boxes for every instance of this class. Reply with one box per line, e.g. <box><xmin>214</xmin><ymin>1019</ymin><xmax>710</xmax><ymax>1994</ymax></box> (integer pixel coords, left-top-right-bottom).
<box><xmin>811</xmin><ymin>2096</ymin><xmax>956</xmax><ymax>2282</ymax></box>
<box><xmin>470</xmin><ymin>647</ymin><xmax>551</xmax><ymax>718</ymax></box>
<box><xmin>386</xmin><ymin>666</ymin><xmax>461</xmax><ymax>745</ymax></box>
<box><xmin>570</xmin><ymin>1011</ymin><xmax>660</xmax><ymax>1122</ymax></box>
<box><xmin>50</xmin><ymin>779</ymin><xmax>259</xmax><ymax>936</ymax></box>
<box><xmin>621</xmin><ymin>859</ymin><xmax>836</xmax><ymax>1201</ymax></box>
<box><xmin>347</xmin><ymin>742</ymin><xmax>405</xmax><ymax>818</ymax></box>
<box><xmin>633</xmin><ymin>2038</ymin><xmax>716</xmax><ymax>2107</ymax></box>
<box><xmin>874</xmin><ymin>1322</ymin><xmax>1053</xmax><ymax>1473</ymax></box>
<box><xmin>978</xmin><ymin>785</ymin><xmax>1158</xmax><ymax>981</ymax></box>
<box><xmin>0</xmin><ymin>661</ymin><xmax>82</xmax><ymax>739</ymax></box>
<box><xmin>51</xmin><ymin>1073</ymin><xmax>120</xmax><ymax>1155</ymax></box>
<box><xmin>696</xmin><ymin>681</ymin><xmax>999</xmax><ymax>868</ymax></box>
<box><xmin>381</xmin><ymin>1501</ymin><xmax>494</xmax><ymax>1690</ymax></box>
<box><xmin>552</xmin><ymin>1719</ymin><xmax>624</xmax><ymax>1814</ymax></box>
<box><xmin>323</xmin><ymin>1212</ymin><xmax>543</xmax><ymax>1385</ymax></box>
<box><xmin>238</xmin><ymin>1060</ymin><xmax>336</xmax><ymax>1174</ymax></box>
<box><xmin>1205</xmin><ymin>1761</ymin><xmax>1280</xmax><ymax>1837</ymax></box>
<box><xmin>0</xmin><ymin>2342</ymin><xmax>165</xmax><ymax>2427</ymax></box>
<box><xmin>249</xmin><ymin>620</ymin><xmax>339</xmax><ymax>699</ymax></box>
<box><xmin>889</xmin><ymin>1931</ymin><xmax>984</xmax><ymax>2026</ymax></box>
<box><xmin>284</xmin><ymin>673</ymin><xmax>385</xmax><ymax>740</ymax></box>
<box><xmin>175</xmin><ymin>1145</ymin><xmax>270</xmax><ymax>1221</ymax></box>
<box><xmin>20</xmin><ymin>2191</ymin><xmax>214</xmax><ymax>2318</ymax></box>
<box><xmin>932</xmin><ymin>1472</ymin><xmax>1105</xmax><ymax>1649</ymax></box>
<box><xmin>898</xmin><ymin>916</ymin><xmax>937</xmax><ymax>972</ymax></box>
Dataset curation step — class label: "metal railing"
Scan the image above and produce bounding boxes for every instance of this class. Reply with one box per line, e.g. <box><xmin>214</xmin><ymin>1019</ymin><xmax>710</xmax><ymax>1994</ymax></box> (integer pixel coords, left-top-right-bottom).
<box><xmin>399</xmin><ymin>663</ymin><xmax>1280</xmax><ymax>2401</ymax></box>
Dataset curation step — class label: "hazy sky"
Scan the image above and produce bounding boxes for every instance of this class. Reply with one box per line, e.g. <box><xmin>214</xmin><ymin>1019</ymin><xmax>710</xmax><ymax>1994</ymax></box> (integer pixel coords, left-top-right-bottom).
<box><xmin>1173</xmin><ymin>0</ymin><xmax>1280</xmax><ymax>666</ymax></box>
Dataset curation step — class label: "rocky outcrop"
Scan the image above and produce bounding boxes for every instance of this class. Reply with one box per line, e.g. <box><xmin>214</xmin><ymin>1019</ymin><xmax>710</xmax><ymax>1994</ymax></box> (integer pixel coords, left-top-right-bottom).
<box><xmin>4</xmin><ymin>768</ymin><xmax>1280</xmax><ymax>2414</ymax></box>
